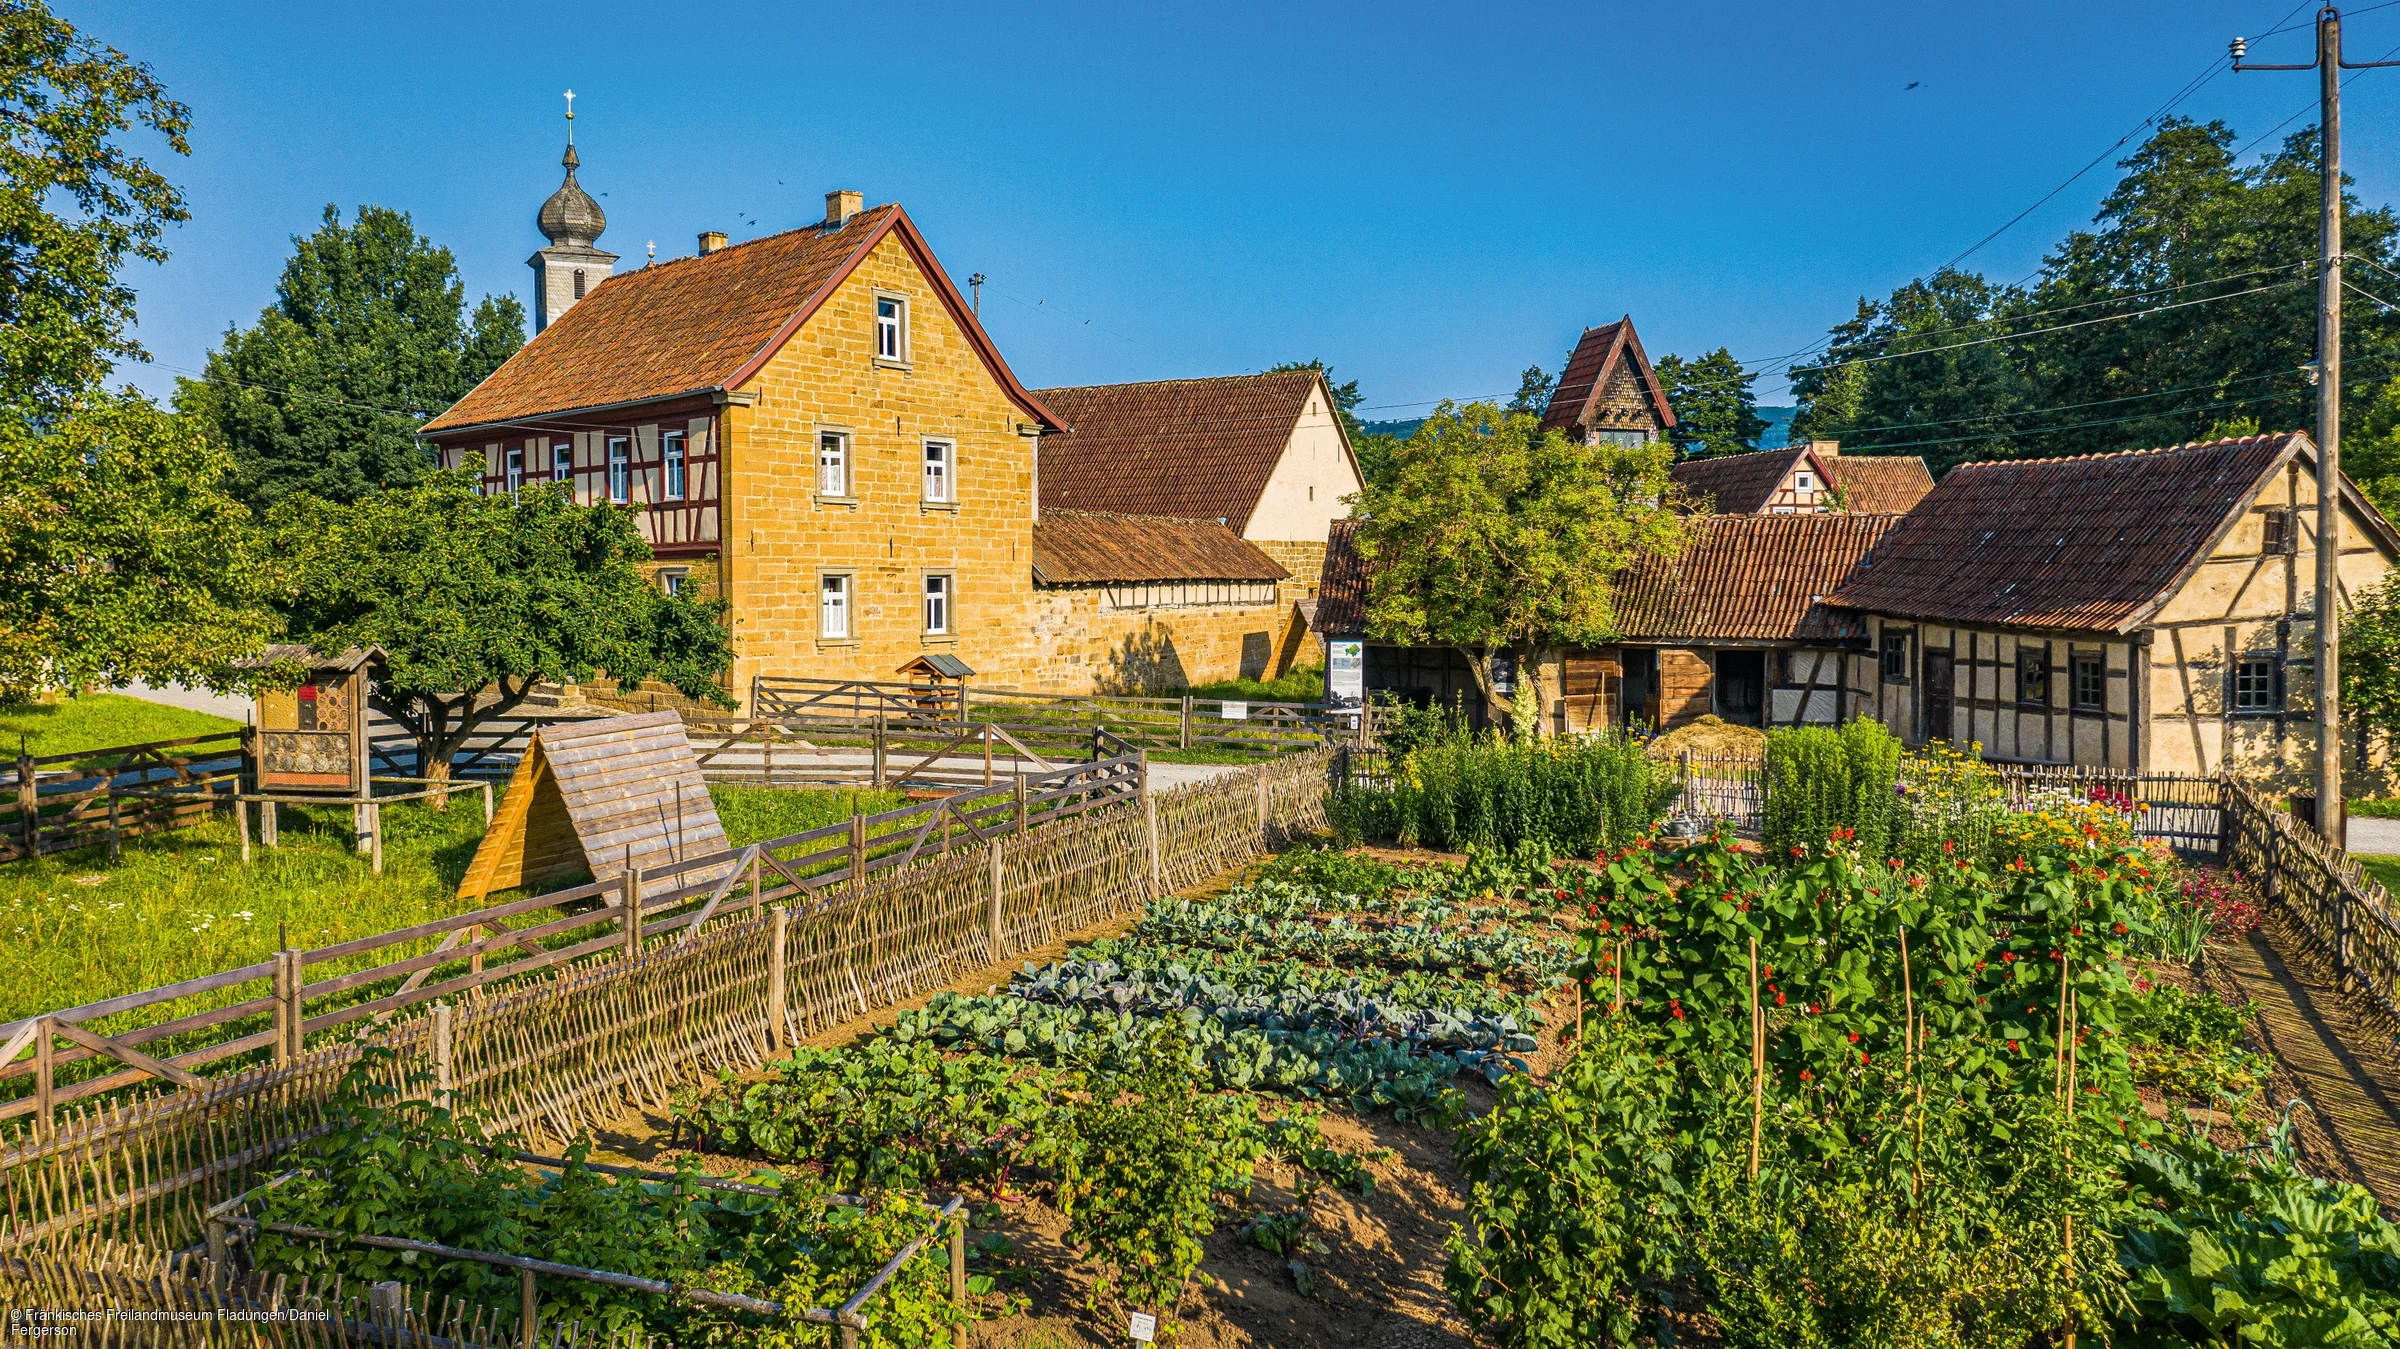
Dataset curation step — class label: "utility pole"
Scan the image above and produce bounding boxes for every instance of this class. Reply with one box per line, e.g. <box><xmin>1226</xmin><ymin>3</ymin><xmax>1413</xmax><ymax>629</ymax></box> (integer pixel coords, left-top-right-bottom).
<box><xmin>2233</xmin><ymin>9</ymin><xmax>2400</xmax><ymax>841</ymax></box>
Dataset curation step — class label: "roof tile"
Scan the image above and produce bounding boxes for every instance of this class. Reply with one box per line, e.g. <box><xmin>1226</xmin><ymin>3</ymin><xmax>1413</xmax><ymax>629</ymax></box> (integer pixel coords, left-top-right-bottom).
<box><xmin>1033</xmin><ymin>372</ymin><xmax>1322</xmax><ymax>529</ymax></box>
<box><xmin>1032</xmin><ymin>510</ymin><xmax>1290</xmax><ymax>585</ymax></box>
<box><xmin>1825</xmin><ymin>434</ymin><xmax>2303</xmax><ymax>631</ymax></box>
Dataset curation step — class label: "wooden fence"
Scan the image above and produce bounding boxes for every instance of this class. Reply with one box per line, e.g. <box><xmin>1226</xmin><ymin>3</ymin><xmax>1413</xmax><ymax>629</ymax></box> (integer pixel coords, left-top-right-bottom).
<box><xmin>749</xmin><ymin>675</ymin><xmax>1358</xmax><ymax>759</ymax></box>
<box><xmin>0</xmin><ymin>751</ymin><xmax>1331</xmax><ymax>1263</ymax></box>
<box><xmin>2</xmin><ymin>731</ymin><xmax>246</xmax><ymax>864</ymax></box>
<box><xmin>2221</xmin><ymin>779</ymin><xmax>2400</xmax><ymax>1025</ymax></box>
<box><xmin>0</xmin><ymin>747</ymin><xmax>1146</xmax><ymax>1124</ymax></box>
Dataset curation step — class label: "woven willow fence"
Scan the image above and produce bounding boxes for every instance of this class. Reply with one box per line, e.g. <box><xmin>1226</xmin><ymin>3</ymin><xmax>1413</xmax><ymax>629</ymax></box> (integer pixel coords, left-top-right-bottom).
<box><xmin>0</xmin><ymin>752</ymin><xmax>1332</xmax><ymax>1280</ymax></box>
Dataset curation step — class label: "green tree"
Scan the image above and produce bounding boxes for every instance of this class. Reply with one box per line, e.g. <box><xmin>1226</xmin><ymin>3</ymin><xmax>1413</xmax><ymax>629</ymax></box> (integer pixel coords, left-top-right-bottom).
<box><xmin>268</xmin><ymin>472</ymin><xmax>734</xmax><ymax>789</ymax></box>
<box><xmin>179</xmin><ymin>205</ymin><xmax>526</xmax><ymax>511</ymax></box>
<box><xmin>2343</xmin><ymin>576</ymin><xmax>2400</xmax><ymax>763</ymax></box>
<box><xmin>1352</xmin><ymin>402</ymin><xmax>1683</xmax><ymax>731</ymax></box>
<box><xmin>1796</xmin><ymin>118</ymin><xmax>2400</xmax><ymax>472</ymax></box>
<box><xmin>0</xmin><ymin>393</ymin><xmax>279</xmax><ymax>702</ymax></box>
<box><xmin>0</xmin><ymin>1</ymin><xmax>189</xmax><ymax>424</ymax></box>
<box><xmin>1653</xmin><ymin>348</ymin><xmax>1768</xmax><ymax>457</ymax></box>
<box><xmin>1505</xmin><ymin>365</ymin><xmax>1554</xmax><ymax>416</ymax></box>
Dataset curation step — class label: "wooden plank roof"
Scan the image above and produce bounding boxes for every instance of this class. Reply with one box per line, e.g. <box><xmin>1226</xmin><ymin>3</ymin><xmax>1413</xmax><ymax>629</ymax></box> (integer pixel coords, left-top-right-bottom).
<box><xmin>456</xmin><ymin>710</ymin><xmax>728</xmax><ymax>900</ymax></box>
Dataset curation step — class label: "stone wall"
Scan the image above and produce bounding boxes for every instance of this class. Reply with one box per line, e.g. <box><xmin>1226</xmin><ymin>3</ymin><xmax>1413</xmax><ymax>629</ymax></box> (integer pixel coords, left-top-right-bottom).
<box><xmin>1019</xmin><ymin>589</ymin><xmax>1296</xmax><ymax>693</ymax></box>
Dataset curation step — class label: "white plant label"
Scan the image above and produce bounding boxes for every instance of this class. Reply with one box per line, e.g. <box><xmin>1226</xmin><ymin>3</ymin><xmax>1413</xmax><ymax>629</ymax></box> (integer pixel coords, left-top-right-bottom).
<box><xmin>1220</xmin><ymin>701</ymin><xmax>1248</xmax><ymax>721</ymax></box>
<box><xmin>1128</xmin><ymin>1311</ymin><xmax>1157</xmax><ymax>1341</ymax></box>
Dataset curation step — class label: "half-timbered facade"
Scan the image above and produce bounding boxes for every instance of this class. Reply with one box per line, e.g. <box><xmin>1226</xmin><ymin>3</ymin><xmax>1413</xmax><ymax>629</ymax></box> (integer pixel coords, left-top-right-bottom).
<box><xmin>421</xmin><ymin>188</ymin><xmax>1061</xmax><ymax>703</ymax></box>
<box><xmin>1539</xmin><ymin>316</ymin><xmax>1676</xmax><ymax>447</ymax></box>
<box><xmin>1671</xmin><ymin>442</ymin><xmax>1934</xmax><ymax>516</ymax></box>
<box><xmin>1826</xmin><ymin>433</ymin><xmax>2400</xmax><ymax>787</ymax></box>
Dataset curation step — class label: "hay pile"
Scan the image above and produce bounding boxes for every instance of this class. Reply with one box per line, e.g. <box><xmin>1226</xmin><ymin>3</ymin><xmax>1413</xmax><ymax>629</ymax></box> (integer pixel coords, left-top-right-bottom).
<box><xmin>1647</xmin><ymin>714</ymin><xmax>1766</xmax><ymax>761</ymax></box>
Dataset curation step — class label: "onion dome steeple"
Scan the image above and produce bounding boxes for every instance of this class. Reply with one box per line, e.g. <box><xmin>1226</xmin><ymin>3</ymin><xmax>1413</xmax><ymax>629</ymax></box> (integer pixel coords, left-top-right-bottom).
<box><xmin>527</xmin><ymin>90</ymin><xmax>617</xmax><ymax>333</ymax></box>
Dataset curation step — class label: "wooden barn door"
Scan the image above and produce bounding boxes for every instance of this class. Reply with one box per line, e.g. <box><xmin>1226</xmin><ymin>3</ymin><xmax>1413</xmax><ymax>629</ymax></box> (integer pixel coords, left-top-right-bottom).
<box><xmin>1921</xmin><ymin>649</ymin><xmax>1954</xmax><ymax>745</ymax></box>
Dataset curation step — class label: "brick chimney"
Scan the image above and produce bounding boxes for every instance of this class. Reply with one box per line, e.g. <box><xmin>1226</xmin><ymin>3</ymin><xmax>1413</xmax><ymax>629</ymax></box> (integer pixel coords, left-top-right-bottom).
<box><xmin>697</xmin><ymin>230</ymin><xmax>728</xmax><ymax>256</ymax></box>
<box><xmin>826</xmin><ymin>189</ymin><xmax>863</xmax><ymax>226</ymax></box>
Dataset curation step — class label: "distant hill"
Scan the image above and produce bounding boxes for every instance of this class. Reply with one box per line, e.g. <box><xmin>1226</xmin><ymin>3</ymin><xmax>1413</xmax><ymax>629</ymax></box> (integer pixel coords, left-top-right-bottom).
<box><xmin>1359</xmin><ymin>418</ymin><xmax>1424</xmax><ymax>440</ymax></box>
<box><xmin>1756</xmin><ymin>406</ymin><xmax>1795</xmax><ymax>450</ymax></box>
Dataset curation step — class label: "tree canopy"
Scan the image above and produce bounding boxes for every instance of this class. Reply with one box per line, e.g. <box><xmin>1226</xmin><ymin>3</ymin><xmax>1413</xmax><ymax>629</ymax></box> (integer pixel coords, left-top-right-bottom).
<box><xmin>1654</xmin><ymin>348</ymin><xmax>1768</xmax><ymax>457</ymax></box>
<box><xmin>0</xmin><ymin>392</ymin><xmax>278</xmax><ymax>703</ymax></box>
<box><xmin>1352</xmin><ymin>403</ymin><xmax>1684</xmax><ymax>729</ymax></box>
<box><xmin>268</xmin><ymin>473</ymin><xmax>734</xmax><ymax>784</ymax></box>
<box><xmin>179</xmin><ymin>205</ymin><xmax>525</xmax><ymax>511</ymax></box>
<box><xmin>0</xmin><ymin>1</ymin><xmax>189</xmax><ymax>425</ymax></box>
<box><xmin>1787</xmin><ymin>119</ymin><xmax>2400</xmax><ymax>477</ymax></box>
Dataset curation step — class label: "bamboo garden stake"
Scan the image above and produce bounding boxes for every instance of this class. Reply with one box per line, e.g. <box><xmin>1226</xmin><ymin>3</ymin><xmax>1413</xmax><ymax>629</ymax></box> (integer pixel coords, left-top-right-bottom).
<box><xmin>1748</xmin><ymin>935</ymin><xmax>1762</xmax><ymax>1180</ymax></box>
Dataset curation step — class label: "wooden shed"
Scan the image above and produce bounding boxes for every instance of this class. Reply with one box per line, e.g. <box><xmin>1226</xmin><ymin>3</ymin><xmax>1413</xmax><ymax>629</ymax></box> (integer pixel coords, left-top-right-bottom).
<box><xmin>456</xmin><ymin>710</ymin><xmax>728</xmax><ymax>901</ymax></box>
<box><xmin>241</xmin><ymin>645</ymin><xmax>382</xmax><ymax>796</ymax></box>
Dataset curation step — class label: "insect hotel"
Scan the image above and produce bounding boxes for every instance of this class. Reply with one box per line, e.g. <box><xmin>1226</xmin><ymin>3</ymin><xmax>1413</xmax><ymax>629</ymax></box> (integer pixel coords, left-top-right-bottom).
<box><xmin>233</xmin><ymin>644</ymin><xmax>479</xmax><ymax>873</ymax></box>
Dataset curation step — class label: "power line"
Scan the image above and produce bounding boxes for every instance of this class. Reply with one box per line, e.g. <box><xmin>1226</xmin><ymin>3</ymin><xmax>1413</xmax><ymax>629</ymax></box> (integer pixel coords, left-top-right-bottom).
<box><xmin>1832</xmin><ymin>386</ymin><xmax>2301</xmax><ymax>452</ymax></box>
<box><xmin>1822</xmin><ymin>363</ymin><xmax>2313</xmax><ymax>439</ymax></box>
<box><xmin>1786</xmin><ymin>278</ymin><xmax>2307</xmax><ymax>375</ymax></box>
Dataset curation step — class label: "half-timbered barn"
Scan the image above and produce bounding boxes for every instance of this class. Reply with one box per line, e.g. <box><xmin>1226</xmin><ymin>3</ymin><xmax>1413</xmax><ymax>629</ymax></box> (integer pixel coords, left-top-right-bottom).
<box><xmin>1825</xmin><ymin>433</ymin><xmax>2399</xmax><ymax>786</ymax></box>
<box><xmin>1314</xmin><ymin>512</ymin><xmax>1900</xmax><ymax>732</ymax></box>
<box><xmin>1538</xmin><ymin>316</ymin><xmax>1676</xmax><ymax>447</ymax></box>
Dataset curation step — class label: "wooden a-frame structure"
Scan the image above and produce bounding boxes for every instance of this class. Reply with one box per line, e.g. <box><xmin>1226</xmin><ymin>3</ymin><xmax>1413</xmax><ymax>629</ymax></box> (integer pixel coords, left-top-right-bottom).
<box><xmin>457</xmin><ymin>711</ymin><xmax>728</xmax><ymax>901</ymax></box>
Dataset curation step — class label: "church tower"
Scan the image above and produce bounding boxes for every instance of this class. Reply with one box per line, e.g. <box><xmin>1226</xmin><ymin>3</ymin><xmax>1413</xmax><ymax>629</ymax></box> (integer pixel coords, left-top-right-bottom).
<box><xmin>529</xmin><ymin>91</ymin><xmax>616</xmax><ymax>332</ymax></box>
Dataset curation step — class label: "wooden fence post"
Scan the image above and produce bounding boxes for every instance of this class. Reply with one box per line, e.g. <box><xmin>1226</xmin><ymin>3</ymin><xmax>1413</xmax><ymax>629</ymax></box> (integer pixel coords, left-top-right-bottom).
<box><xmin>271</xmin><ymin>949</ymin><xmax>291</xmax><ymax>1065</ymax></box>
<box><xmin>236</xmin><ymin>796</ymin><xmax>252</xmax><ymax>864</ymax></box>
<box><xmin>873</xmin><ymin>712</ymin><xmax>888</xmax><ymax>790</ymax></box>
<box><xmin>1015</xmin><ymin>774</ymin><xmax>1029</xmax><ymax>833</ymax></box>
<box><xmin>482</xmin><ymin>780</ymin><xmax>494</xmax><ymax>825</ymax></box>
<box><xmin>851</xmin><ymin>811</ymin><xmax>868</xmax><ymax>889</ymax></box>
<box><xmin>2334</xmin><ymin>871</ymin><xmax>2354</xmax><ymax>990</ymax></box>
<box><xmin>1180</xmin><ymin>695</ymin><xmax>1193</xmax><ymax>751</ymax></box>
<box><xmin>621</xmin><ymin>854</ymin><xmax>644</xmax><ymax>962</ymax></box>
<box><xmin>262</xmin><ymin>800</ymin><xmax>279</xmax><ymax>848</ymax></box>
<box><xmin>432</xmin><ymin>1000</ymin><xmax>453</xmax><ymax>1111</ymax></box>
<box><xmin>33</xmin><ymin>1015</ymin><xmax>53</xmax><ymax>1137</ymax></box>
<box><xmin>368</xmin><ymin>802</ymin><xmax>383</xmax><ymax>876</ymax></box>
<box><xmin>983</xmin><ymin>725</ymin><xmax>993</xmax><ymax>788</ymax></box>
<box><xmin>988</xmin><ymin>838</ymin><xmax>1006</xmax><ymax>960</ymax></box>
<box><xmin>107</xmin><ymin>796</ymin><xmax>121</xmax><ymax>861</ymax></box>
<box><xmin>15</xmin><ymin>752</ymin><xmax>36</xmax><ymax>860</ymax></box>
<box><xmin>767</xmin><ymin>905</ymin><xmax>789</xmax><ymax>1054</ymax></box>
<box><xmin>1256</xmin><ymin>772</ymin><xmax>1269</xmax><ymax>843</ymax></box>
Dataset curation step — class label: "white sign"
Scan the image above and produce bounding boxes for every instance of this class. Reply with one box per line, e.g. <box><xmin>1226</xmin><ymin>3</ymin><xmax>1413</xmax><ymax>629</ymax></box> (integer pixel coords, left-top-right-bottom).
<box><xmin>1219</xmin><ymin>701</ymin><xmax>1248</xmax><ymax>721</ymax></box>
<box><xmin>1128</xmin><ymin>1311</ymin><xmax>1157</xmax><ymax>1341</ymax></box>
<box><xmin>1327</xmin><ymin>639</ymin><xmax>1364</xmax><ymax>708</ymax></box>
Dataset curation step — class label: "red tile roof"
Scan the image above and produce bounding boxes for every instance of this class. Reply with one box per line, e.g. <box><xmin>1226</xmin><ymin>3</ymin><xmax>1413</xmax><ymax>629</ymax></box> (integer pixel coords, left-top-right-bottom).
<box><xmin>422</xmin><ymin>205</ymin><xmax>1057</xmax><ymax>434</ymax></box>
<box><xmin>1825</xmin><ymin>433</ymin><xmax>2381</xmax><ymax>631</ymax></box>
<box><xmin>1312</xmin><ymin>513</ymin><xmax>1892</xmax><ymax>645</ymax></box>
<box><xmin>1032</xmin><ymin>372</ymin><xmax>1342</xmax><ymax>530</ymax></box>
<box><xmin>1670</xmin><ymin>447</ymin><xmax>1817</xmax><ymax>514</ymax></box>
<box><xmin>1539</xmin><ymin>316</ymin><xmax>1676</xmax><ymax>436</ymax></box>
<box><xmin>1032</xmin><ymin>511</ymin><xmax>1290</xmax><ymax>585</ymax></box>
<box><xmin>1826</xmin><ymin>455</ymin><xmax>1935</xmax><ymax>514</ymax></box>
<box><xmin>1613</xmin><ymin>512</ymin><xmax>1901</xmax><ymax>644</ymax></box>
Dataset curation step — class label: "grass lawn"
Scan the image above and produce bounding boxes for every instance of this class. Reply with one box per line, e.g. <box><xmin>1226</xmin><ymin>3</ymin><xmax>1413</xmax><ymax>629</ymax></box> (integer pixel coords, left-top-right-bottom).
<box><xmin>2349</xmin><ymin>797</ymin><xmax>2400</xmax><ymax>820</ymax></box>
<box><xmin>2357</xmin><ymin>855</ymin><xmax>2400</xmax><ymax>895</ymax></box>
<box><xmin>1182</xmin><ymin>664</ymin><xmax>1325</xmax><ymax>704</ymax></box>
<box><xmin>0</xmin><ymin>692</ymin><xmax>240</xmax><ymax>759</ymax></box>
<box><xmin>0</xmin><ymin>781</ymin><xmax>906</xmax><ymax>1029</ymax></box>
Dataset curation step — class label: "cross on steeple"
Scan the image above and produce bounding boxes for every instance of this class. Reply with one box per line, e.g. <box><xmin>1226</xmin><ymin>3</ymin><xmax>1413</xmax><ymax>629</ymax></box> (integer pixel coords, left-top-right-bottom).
<box><xmin>564</xmin><ymin>89</ymin><xmax>575</xmax><ymax>144</ymax></box>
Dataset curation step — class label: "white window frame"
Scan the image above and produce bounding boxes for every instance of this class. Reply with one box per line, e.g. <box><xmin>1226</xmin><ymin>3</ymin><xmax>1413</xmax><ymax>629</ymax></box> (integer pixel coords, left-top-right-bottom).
<box><xmin>1794</xmin><ymin>472</ymin><xmax>1813</xmax><ymax>491</ymax></box>
<box><xmin>922</xmin><ymin>439</ymin><xmax>953</xmax><ymax>504</ymax></box>
<box><xmin>820</xmin><ymin>572</ymin><xmax>854</xmax><ymax>640</ymax></box>
<box><xmin>505</xmin><ymin>447</ymin><xmax>524</xmax><ymax>495</ymax></box>
<box><xmin>663</xmin><ymin>430</ymin><xmax>687</xmax><ymax>501</ymax></box>
<box><xmin>551</xmin><ymin>442</ymin><xmax>573</xmax><ymax>484</ymax></box>
<box><xmin>817</xmin><ymin>430</ymin><xmax>852</xmax><ymax>499</ymax></box>
<box><xmin>923</xmin><ymin>573</ymin><xmax>952</xmax><ymax>636</ymax></box>
<box><xmin>874</xmin><ymin>293</ymin><xmax>908</xmax><ymax>363</ymax></box>
<box><xmin>607</xmin><ymin>436</ymin><xmax>630</xmax><ymax>504</ymax></box>
<box><xmin>659</xmin><ymin>568</ymin><xmax>689</xmax><ymax>598</ymax></box>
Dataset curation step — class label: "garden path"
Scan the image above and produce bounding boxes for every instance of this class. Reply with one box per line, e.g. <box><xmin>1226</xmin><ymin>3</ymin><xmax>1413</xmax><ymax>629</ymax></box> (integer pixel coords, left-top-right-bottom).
<box><xmin>2204</xmin><ymin>920</ymin><xmax>2400</xmax><ymax>1209</ymax></box>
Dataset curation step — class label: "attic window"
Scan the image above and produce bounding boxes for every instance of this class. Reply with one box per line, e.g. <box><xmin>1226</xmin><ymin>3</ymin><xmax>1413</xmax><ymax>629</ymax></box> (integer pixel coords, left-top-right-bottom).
<box><xmin>2262</xmin><ymin>507</ymin><xmax>2295</xmax><ymax>555</ymax></box>
<box><xmin>1795</xmin><ymin>472</ymin><xmax>1813</xmax><ymax>490</ymax></box>
<box><xmin>875</xmin><ymin>295</ymin><xmax>908</xmax><ymax>362</ymax></box>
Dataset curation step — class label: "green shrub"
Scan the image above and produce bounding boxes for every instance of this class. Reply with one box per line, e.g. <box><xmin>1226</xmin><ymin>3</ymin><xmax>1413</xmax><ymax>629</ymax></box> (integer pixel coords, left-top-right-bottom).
<box><xmin>1763</xmin><ymin>718</ymin><xmax>1901</xmax><ymax>859</ymax></box>
<box><xmin>1334</xmin><ymin>732</ymin><xmax>1671</xmax><ymax>856</ymax></box>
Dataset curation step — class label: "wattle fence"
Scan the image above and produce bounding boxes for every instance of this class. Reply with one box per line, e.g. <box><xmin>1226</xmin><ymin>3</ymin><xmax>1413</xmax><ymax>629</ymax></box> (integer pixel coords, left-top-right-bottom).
<box><xmin>0</xmin><ymin>752</ymin><xmax>1330</xmax><ymax>1287</ymax></box>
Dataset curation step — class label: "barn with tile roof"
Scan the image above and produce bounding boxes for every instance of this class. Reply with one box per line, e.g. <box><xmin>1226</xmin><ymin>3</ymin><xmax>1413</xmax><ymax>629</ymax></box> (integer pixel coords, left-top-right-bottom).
<box><xmin>1827</xmin><ymin>432</ymin><xmax>2399</xmax><ymax>783</ymax></box>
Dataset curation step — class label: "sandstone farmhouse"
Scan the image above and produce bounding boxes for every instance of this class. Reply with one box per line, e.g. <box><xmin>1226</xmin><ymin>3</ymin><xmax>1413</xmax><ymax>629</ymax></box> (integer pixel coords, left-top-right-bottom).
<box><xmin>420</xmin><ymin>136</ymin><xmax>1352</xmax><ymax>703</ymax></box>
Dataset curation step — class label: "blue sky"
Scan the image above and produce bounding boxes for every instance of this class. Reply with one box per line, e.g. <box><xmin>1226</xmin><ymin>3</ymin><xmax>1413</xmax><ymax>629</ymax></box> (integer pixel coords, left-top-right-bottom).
<box><xmin>75</xmin><ymin>1</ymin><xmax>2400</xmax><ymax>415</ymax></box>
